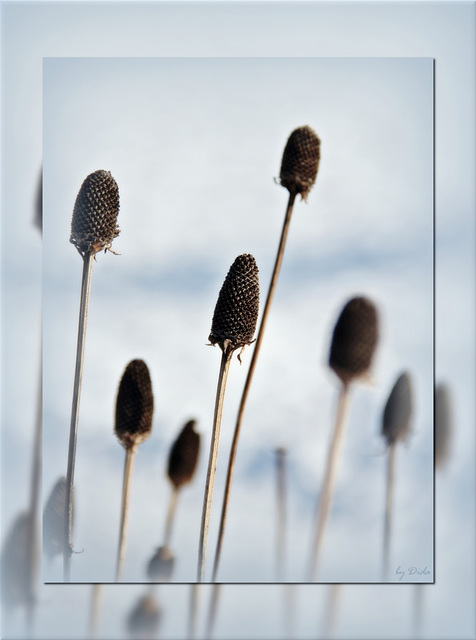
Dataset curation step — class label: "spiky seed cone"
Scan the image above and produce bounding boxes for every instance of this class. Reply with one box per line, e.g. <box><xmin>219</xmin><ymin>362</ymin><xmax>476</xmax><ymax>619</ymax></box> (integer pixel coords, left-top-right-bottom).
<box><xmin>1</xmin><ymin>512</ymin><xmax>31</xmax><ymax>609</ymax></box>
<box><xmin>280</xmin><ymin>125</ymin><xmax>321</xmax><ymax>200</ymax></box>
<box><xmin>43</xmin><ymin>477</ymin><xmax>71</xmax><ymax>560</ymax></box>
<box><xmin>70</xmin><ymin>169</ymin><xmax>120</xmax><ymax>257</ymax></box>
<box><xmin>168</xmin><ymin>420</ymin><xmax>201</xmax><ymax>489</ymax></box>
<box><xmin>127</xmin><ymin>595</ymin><xmax>161</xmax><ymax>639</ymax></box>
<box><xmin>208</xmin><ymin>254</ymin><xmax>259</xmax><ymax>354</ymax></box>
<box><xmin>329</xmin><ymin>296</ymin><xmax>379</xmax><ymax>385</ymax></box>
<box><xmin>382</xmin><ymin>372</ymin><xmax>413</xmax><ymax>446</ymax></box>
<box><xmin>115</xmin><ymin>359</ymin><xmax>154</xmax><ymax>450</ymax></box>
<box><xmin>435</xmin><ymin>383</ymin><xmax>452</xmax><ymax>469</ymax></box>
<box><xmin>147</xmin><ymin>545</ymin><xmax>175</xmax><ymax>582</ymax></box>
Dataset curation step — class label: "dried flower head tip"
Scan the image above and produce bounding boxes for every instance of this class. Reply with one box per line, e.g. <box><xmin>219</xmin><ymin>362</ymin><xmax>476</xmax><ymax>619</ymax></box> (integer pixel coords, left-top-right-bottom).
<box><xmin>329</xmin><ymin>296</ymin><xmax>379</xmax><ymax>385</ymax></box>
<box><xmin>382</xmin><ymin>372</ymin><xmax>413</xmax><ymax>446</ymax></box>
<box><xmin>279</xmin><ymin>125</ymin><xmax>321</xmax><ymax>200</ymax></box>
<box><xmin>70</xmin><ymin>169</ymin><xmax>120</xmax><ymax>257</ymax></box>
<box><xmin>43</xmin><ymin>476</ymin><xmax>70</xmax><ymax>560</ymax></box>
<box><xmin>127</xmin><ymin>594</ymin><xmax>161</xmax><ymax>638</ymax></box>
<box><xmin>168</xmin><ymin>419</ymin><xmax>200</xmax><ymax>489</ymax></box>
<box><xmin>209</xmin><ymin>254</ymin><xmax>260</xmax><ymax>356</ymax></box>
<box><xmin>435</xmin><ymin>383</ymin><xmax>452</xmax><ymax>469</ymax></box>
<box><xmin>115</xmin><ymin>359</ymin><xmax>154</xmax><ymax>450</ymax></box>
<box><xmin>147</xmin><ymin>545</ymin><xmax>175</xmax><ymax>582</ymax></box>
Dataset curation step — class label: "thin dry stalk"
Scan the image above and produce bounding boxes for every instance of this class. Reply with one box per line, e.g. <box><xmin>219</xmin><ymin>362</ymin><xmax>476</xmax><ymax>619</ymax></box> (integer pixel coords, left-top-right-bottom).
<box><xmin>197</xmin><ymin>348</ymin><xmax>233</xmax><ymax>582</ymax></box>
<box><xmin>189</xmin><ymin>584</ymin><xmax>200</xmax><ymax>639</ymax></box>
<box><xmin>64</xmin><ymin>250</ymin><xmax>94</xmax><ymax>581</ymax></box>
<box><xmin>275</xmin><ymin>447</ymin><xmax>287</xmax><ymax>582</ymax></box>
<box><xmin>211</xmin><ymin>193</ymin><xmax>295</xmax><ymax>583</ymax></box>
<box><xmin>321</xmin><ymin>584</ymin><xmax>343</xmax><ymax>639</ymax></box>
<box><xmin>89</xmin><ymin>584</ymin><xmax>103</xmax><ymax>639</ymax></box>
<box><xmin>206</xmin><ymin>583</ymin><xmax>221</xmax><ymax>639</ymax></box>
<box><xmin>308</xmin><ymin>383</ymin><xmax>351</xmax><ymax>581</ymax></box>
<box><xmin>163</xmin><ymin>488</ymin><xmax>179</xmax><ymax>548</ymax></box>
<box><xmin>382</xmin><ymin>443</ymin><xmax>396</xmax><ymax>580</ymax></box>
<box><xmin>116</xmin><ymin>446</ymin><xmax>137</xmax><ymax>581</ymax></box>
<box><xmin>413</xmin><ymin>583</ymin><xmax>424</xmax><ymax>638</ymax></box>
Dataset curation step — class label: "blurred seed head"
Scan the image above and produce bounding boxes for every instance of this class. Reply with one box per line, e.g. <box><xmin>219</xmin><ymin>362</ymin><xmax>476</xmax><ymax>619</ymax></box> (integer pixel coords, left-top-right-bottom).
<box><xmin>146</xmin><ymin>545</ymin><xmax>175</xmax><ymax>582</ymax></box>
<box><xmin>329</xmin><ymin>296</ymin><xmax>379</xmax><ymax>386</ymax></box>
<box><xmin>209</xmin><ymin>254</ymin><xmax>260</xmax><ymax>355</ymax></box>
<box><xmin>168</xmin><ymin>419</ymin><xmax>200</xmax><ymax>489</ymax></box>
<box><xmin>126</xmin><ymin>594</ymin><xmax>161</xmax><ymax>639</ymax></box>
<box><xmin>1</xmin><ymin>512</ymin><xmax>32</xmax><ymax>610</ymax></box>
<box><xmin>115</xmin><ymin>359</ymin><xmax>154</xmax><ymax>450</ymax></box>
<box><xmin>382</xmin><ymin>372</ymin><xmax>413</xmax><ymax>446</ymax></box>
<box><xmin>435</xmin><ymin>383</ymin><xmax>452</xmax><ymax>469</ymax></box>
<box><xmin>70</xmin><ymin>169</ymin><xmax>120</xmax><ymax>257</ymax></box>
<box><xmin>279</xmin><ymin>125</ymin><xmax>321</xmax><ymax>200</ymax></box>
<box><xmin>43</xmin><ymin>476</ymin><xmax>70</xmax><ymax>560</ymax></box>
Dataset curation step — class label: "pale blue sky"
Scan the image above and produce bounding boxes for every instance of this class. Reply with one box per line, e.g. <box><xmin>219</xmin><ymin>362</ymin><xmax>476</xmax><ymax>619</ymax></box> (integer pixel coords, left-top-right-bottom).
<box><xmin>1</xmin><ymin>1</ymin><xmax>474</xmax><ymax>639</ymax></box>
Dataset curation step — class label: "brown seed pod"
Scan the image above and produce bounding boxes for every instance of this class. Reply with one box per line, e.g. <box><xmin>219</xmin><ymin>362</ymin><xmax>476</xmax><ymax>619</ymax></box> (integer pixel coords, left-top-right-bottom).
<box><xmin>126</xmin><ymin>594</ymin><xmax>161</xmax><ymax>639</ymax></box>
<box><xmin>279</xmin><ymin>125</ymin><xmax>321</xmax><ymax>200</ymax></box>
<box><xmin>115</xmin><ymin>359</ymin><xmax>154</xmax><ymax>450</ymax></box>
<box><xmin>329</xmin><ymin>296</ymin><xmax>379</xmax><ymax>385</ymax></box>
<box><xmin>167</xmin><ymin>419</ymin><xmax>200</xmax><ymax>490</ymax></box>
<box><xmin>382</xmin><ymin>372</ymin><xmax>413</xmax><ymax>446</ymax></box>
<box><xmin>70</xmin><ymin>169</ymin><xmax>120</xmax><ymax>257</ymax></box>
<box><xmin>208</xmin><ymin>254</ymin><xmax>260</xmax><ymax>355</ymax></box>
<box><xmin>43</xmin><ymin>476</ymin><xmax>71</xmax><ymax>560</ymax></box>
<box><xmin>146</xmin><ymin>545</ymin><xmax>175</xmax><ymax>582</ymax></box>
<box><xmin>435</xmin><ymin>383</ymin><xmax>452</xmax><ymax>469</ymax></box>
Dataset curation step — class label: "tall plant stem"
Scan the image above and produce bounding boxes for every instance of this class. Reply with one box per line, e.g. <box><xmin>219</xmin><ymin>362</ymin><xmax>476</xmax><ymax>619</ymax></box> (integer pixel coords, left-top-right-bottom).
<box><xmin>116</xmin><ymin>445</ymin><xmax>137</xmax><ymax>581</ymax></box>
<box><xmin>308</xmin><ymin>383</ymin><xmax>351</xmax><ymax>581</ymax></box>
<box><xmin>164</xmin><ymin>487</ymin><xmax>179</xmax><ymax>547</ymax></box>
<box><xmin>64</xmin><ymin>250</ymin><xmax>94</xmax><ymax>581</ymax></box>
<box><xmin>189</xmin><ymin>584</ymin><xmax>200</xmax><ymax>639</ymax></box>
<box><xmin>275</xmin><ymin>447</ymin><xmax>287</xmax><ymax>582</ymax></box>
<box><xmin>211</xmin><ymin>191</ymin><xmax>296</xmax><ymax>583</ymax></box>
<box><xmin>25</xmin><ymin>355</ymin><xmax>42</xmax><ymax>632</ymax></box>
<box><xmin>89</xmin><ymin>584</ymin><xmax>103</xmax><ymax>639</ymax></box>
<box><xmin>321</xmin><ymin>583</ymin><xmax>343</xmax><ymax>639</ymax></box>
<box><xmin>383</xmin><ymin>443</ymin><xmax>396</xmax><ymax>580</ymax></box>
<box><xmin>197</xmin><ymin>347</ymin><xmax>233</xmax><ymax>582</ymax></box>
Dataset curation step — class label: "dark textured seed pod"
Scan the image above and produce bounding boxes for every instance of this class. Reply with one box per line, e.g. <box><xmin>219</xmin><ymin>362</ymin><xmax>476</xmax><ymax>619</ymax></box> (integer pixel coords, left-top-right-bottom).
<box><xmin>167</xmin><ymin>419</ymin><xmax>200</xmax><ymax>489</ymax></box>
<box><xmin>126</xmin><ymin>594</ymin><xmax>161</xmax><ymax>639</ymax></box>
<box><xmin>70</xmin><ymin>169</ymin><xmax>120</xmax><ymax>257</ymax></box>
<box><xmin>146</xmin><ymin>545</ymin><xmax>175</xmax><ymax>582</ymax></box>
<box><xmin>115</xmin><ymin>359</ymin><xmax>154</xmax><ymax>450</ymax></box>
<box><xmin>0</xmin><ymin>512</ymin><xmax>31</xmax><ymax>609</ymax></box>
<box><xmin>279</xmin><ymin>125</ymin><xmax>321</xmax><ymax>200</ymax></box>
<box><xmin>329</xmin><ymin>296</ymin><xmax>379</xmax><ymax>385</ymax></box>
<box><xmin>435</xmin><ymin>383</ymin><xmax>452</xmax><ymax>469</ymax></box>
<box><xmin>43</xmin><ymin>476</ymin><xmax>71</xmax><ymax>560</ymax></box>
<box><xmin>208</xmin><ymin>254</ymin><xmax>259</xmax><ymax>355</ymax></box>
<box><xmin>382</xmin><ymin>372</ymin><xmax>413</xmax><ymax>446</ymax></box>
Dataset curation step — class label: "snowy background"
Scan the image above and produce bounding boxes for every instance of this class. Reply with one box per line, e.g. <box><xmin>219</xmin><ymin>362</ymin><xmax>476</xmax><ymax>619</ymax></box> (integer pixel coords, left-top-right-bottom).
<box><xmin>1</xmin><ymin>1</ymin><xmax>474</xmax><ymax>638</ymax></box>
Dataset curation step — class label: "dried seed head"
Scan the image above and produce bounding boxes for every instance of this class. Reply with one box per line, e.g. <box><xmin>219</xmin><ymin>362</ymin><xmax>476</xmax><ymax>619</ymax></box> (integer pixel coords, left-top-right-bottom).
<box><xmin>279</xmin><ymin>125</ymin><xmax>321</xmax><ymax>200</ymax></box>
<box><xmin>329</xmin><ymin>296</ymin><xmax>379</xmax><ymax>385</ymax></box>
<box><xmin>382</xmin><ymin>372</ymin><xmax>413</xmax><ymax>446</ymax></box>
<box><xmin>435</xmin><ymin>383</ymin><xmax>452</xmax><ymax>469</ymax></box>
<box><xmin>115</xmin><ymin>359</ymin><xmax>154</xmax><ymax>450</ymax></box>
<box><xmin>146</xmin><ymin>545</ymin><xmax>175</xmax><ymax>582</ymax></box>
<box><xmin>127</xmin><ymin>594</ymin><xmax>161</xmax><ymax>638</ymax></box>
<box><xmin>1</xmin><ymin>512</ymin><xmax>32</xmax><ymax>609</ymax></box>
<box><xmin>70</xmin><ymin>169</ymin><xmax>120</xmax><ymax>257</ymax></box>
<box><xmin>167</xmin><ymin>419</ymin><xmax>200</xmax><ymax>489</ymax></box>
<box><xmin>43</xmin><ymin>476</ymin><xmax>70</xmax><ymax>560</ymax></box>
<box><xmin>209</xmin><ymin>254</ymin><xmax>260</xmax><ymax>355</ymax></box>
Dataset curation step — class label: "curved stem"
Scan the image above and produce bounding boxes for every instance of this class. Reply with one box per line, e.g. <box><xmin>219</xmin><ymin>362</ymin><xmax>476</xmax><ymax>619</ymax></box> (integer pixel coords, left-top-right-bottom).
<box><xmin>64</xmin><ymin>251</ymin><xmax>94</xmax><ymax>581</ymax></box>
<box><xmin>211</xmin><ymin>191</ymin><xmax>296</xmax><ymax>582</ymax></box>
<box><xmin>197</xmin><ymin>347</ymin><xmax>233</xmax><ymax>582</ymax></box>
<box><xmin>163</xmin><ymin>487</ymin><xmax>179</xmax><ymax>547</ymax></box>
<box><xmin>308</xmin><ymin>383</ymin><xmax>350</xmax><ymax>581</ymax></box>
<box><xmin>383</xmin><ymin>443</ymin><xmax>396</xmax><ymax>580</ymax></box>
<box><xmin>116</xmin><ymin>446</ymin><xmax>137</xmax><ymax>581</ymax></box>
